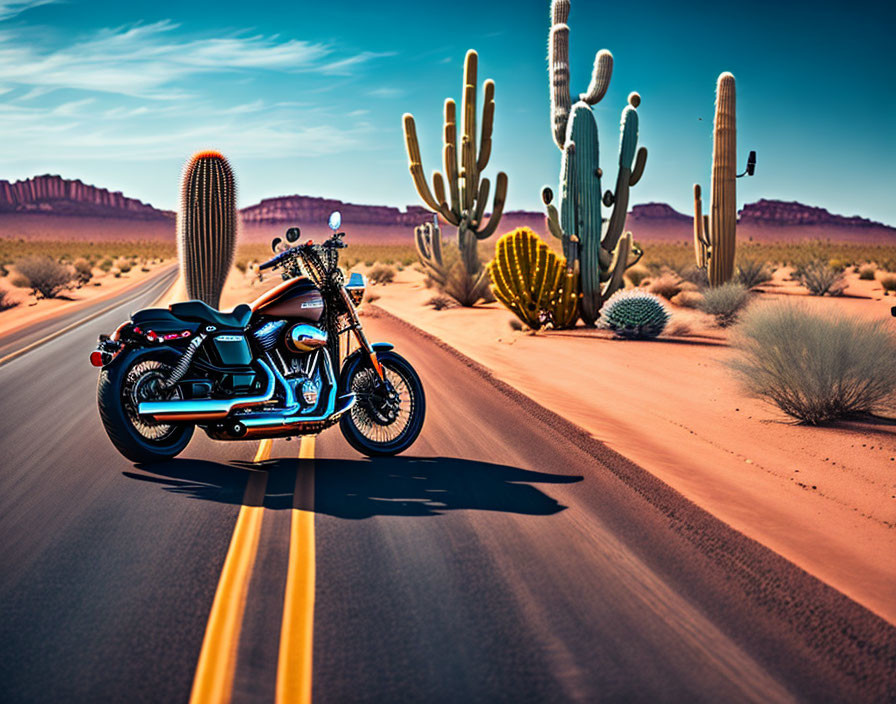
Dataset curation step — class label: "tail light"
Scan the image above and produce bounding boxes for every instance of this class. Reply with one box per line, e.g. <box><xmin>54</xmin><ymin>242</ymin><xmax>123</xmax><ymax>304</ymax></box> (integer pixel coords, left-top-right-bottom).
<box><xmin>89</xmin><ymin>350</ymin><xmax>105</xmax><ymax>367</ymax></box>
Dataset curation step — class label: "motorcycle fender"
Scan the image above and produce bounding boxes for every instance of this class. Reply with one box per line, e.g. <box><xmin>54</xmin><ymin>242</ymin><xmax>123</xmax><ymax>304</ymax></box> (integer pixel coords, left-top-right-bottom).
<box><xmin>339</xmin><ymin>343</ymin><xmax>394</xmax><ymax>391</ymax></box>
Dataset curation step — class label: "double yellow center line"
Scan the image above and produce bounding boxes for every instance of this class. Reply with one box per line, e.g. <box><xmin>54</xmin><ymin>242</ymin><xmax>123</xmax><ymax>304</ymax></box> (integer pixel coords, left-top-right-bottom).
<box><xmin>189</xmin><ymin>436</ymin><xmax>317</xmax><ymax>704</ymax></box>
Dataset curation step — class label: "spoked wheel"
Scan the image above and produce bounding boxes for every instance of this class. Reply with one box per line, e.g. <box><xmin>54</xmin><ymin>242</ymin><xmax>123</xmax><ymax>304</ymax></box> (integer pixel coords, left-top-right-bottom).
<box><xmin>339</xmin><ymin>350</ymin><xmax>425</xmax><ymax>456</ymax></box>
<box><xmin>97</xmin><ymin>348</ymin><xmax>194</xmax><ymax>463</ymax></box>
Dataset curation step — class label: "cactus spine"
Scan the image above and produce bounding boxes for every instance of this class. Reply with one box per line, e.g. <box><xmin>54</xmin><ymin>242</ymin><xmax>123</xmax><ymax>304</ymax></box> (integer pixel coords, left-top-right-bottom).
<box><xmin>694</xmin><ymin>72</ymin><xmax>737</xmax><ymax>286</ymax></box>
<box><xmin>178</xmin><ymin>151</ymin><xmax>237</xmax><ymax>308</ymax></box>
<box><xmin>488</xmin><ymin>228</ymin><xmax>578</xmax><ymax>330</ymax></box>
<box><xmin>543</xmin><ymin>0</ymin><xmax>647</xmax><ymax>326</ymax></box>
<box><xmin>402</xmin><ymin>49</ymin><xmax>508</xmax><ymax>305</ymax></box>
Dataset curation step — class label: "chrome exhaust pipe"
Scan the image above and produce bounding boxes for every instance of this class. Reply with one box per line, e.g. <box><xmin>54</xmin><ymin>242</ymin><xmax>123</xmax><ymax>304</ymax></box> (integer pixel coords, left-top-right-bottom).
<box><xmin>139</xmin><ymin>360</ymin><xmax>277</xmax><ymax>421</ymax></box>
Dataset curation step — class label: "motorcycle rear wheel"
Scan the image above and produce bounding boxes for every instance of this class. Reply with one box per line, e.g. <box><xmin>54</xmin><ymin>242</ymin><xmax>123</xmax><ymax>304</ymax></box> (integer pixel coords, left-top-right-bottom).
<box><xmin>97</xmin><ymin>347</ymin><xmax>194</xmax><ymax>464</ymax></box>
<box><xmin>339</xmin><ymin>350</ymin><xmax>425</xmax><ymax>456</ymax></box>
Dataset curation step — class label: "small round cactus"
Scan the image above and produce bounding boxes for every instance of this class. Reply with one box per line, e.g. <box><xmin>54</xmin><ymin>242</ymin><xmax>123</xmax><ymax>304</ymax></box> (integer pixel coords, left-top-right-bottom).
<box><xmin>599</xmin><ymin>289</ymin><xmax>669</xmax><ymax>339</ymax></box>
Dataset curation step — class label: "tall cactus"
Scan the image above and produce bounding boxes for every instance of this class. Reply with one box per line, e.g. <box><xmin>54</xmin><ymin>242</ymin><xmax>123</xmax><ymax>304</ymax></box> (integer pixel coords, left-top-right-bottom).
<box><xmin>489</xmin><ymin>228</ymin><xmax>578</xmax><ymax>330</ymax></box>
<box><xmin>542</xmin><ymin>0</ymin><xmax>647</xmax><ymax>326</ymax></box>
<box><xmin>178</xmin><ymin>151</ymin><xmax>237</xmax><ymax>308</ymax></box>
<box><xmin>402</xmin><ymin>49</ymin><xmax>508</xmax><ymax>305</ymax></box>
<box><xmin>694</xmin><ymin>72</ymin><xmax>737</xmax><ymax>286</ymax></box>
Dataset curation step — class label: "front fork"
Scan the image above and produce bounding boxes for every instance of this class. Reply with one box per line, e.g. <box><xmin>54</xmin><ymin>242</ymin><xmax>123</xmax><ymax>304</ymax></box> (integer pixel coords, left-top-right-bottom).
<box><xmin>340</xmin><ymin>287</ymin><xmax>385</xmax><ymax>380</ymax></box>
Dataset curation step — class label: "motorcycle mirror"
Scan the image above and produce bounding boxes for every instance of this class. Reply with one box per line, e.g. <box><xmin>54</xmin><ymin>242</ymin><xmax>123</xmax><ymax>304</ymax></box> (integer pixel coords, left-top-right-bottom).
<box><xmin>328</xmin><ymin>210</ymin><xmax>342</xmax><ymax>231</ymax></box>
<box><xmin>285</xmin><ymin>227</ymin><xmax>301</xmax><ymax>243</ymax></box>
<box><xmin>746</xmin><ymin>150</ymin><xmax>757</xmax><ymax>176</ymax></box>
<box><xmin>271</xmin><ymin>237</ymin><xmax>282</xmax><ymax>253</ymax></box>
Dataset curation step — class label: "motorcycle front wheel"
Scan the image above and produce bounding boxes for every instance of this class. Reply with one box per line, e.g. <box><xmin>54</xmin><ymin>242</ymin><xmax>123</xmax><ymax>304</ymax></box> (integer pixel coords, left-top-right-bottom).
<box><xmin>97</xmin><ymin>347</ymin><xmax>194</xmax><ymax>464</ymax></box>
<box><xmin>339</xmin><ymin>350</ymin><xmax>425</xmax><ymax>456</ymax></box>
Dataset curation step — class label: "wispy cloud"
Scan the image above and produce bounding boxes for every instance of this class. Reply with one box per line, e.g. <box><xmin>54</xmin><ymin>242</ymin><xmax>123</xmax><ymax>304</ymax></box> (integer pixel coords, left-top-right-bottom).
<box><xmin>367</xmin><ymin>87</ymin><xmax>404</xmax><ymax>98</ymax></box>
<box><xmin>0</xmin><ymin>0</ymin><xmax>56</xmax><ymax>22</ymax></box>
<box><xmin>0</xmin><ymin>21</ymin><xmax>390</xmax><ymax>99</ymax></box>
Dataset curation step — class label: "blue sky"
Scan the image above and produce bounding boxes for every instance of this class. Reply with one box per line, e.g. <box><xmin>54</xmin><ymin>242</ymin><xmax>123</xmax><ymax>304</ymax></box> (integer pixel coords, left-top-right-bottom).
<box><xmin>0</xmin><ymin>0</ymin><xmax>893</xmax><ymax>224</ymax></box>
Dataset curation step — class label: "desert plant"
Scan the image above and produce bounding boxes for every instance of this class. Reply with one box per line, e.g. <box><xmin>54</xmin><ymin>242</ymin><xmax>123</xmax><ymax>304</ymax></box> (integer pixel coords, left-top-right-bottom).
<box><xmin>542</xmin><ymin>0</ymin><xmax>647</xmax><ymax>325</ymax></box>
<box><xmin>626</xmin><ymin>265</ymin><xmax>650</xmax><ymax>287</ymax></box>
<box><xmin>508</xmin><ymin>317</ymin><xmax>524</xmax><ymax>331</ymax></box>
<box><xmin>427</xmin><ymin>294</ymin><xmax>455</xmax><ymax>311</ymax></box>
<box><xmin>0</xmin><ymin>288</ymin><xmax>17</xmax><ymax>311</ymax></box>
<box><xmin>858</xmin><ymin>265</ymin><xmax>876</xmax><ymax>280</ymax></box>
<box><xmin>488</xmin><ymin>228</ymin><xmax>578</xmax><ymax>330</ymax></box>
<box><xmin>363</xmin><ymin>291</ymin><xmax>381</xmax><ymax>305</ymax></box>
<box><xmin>698</xmin><ymin>282</ymin><xmax>751</xmax><ymax>327</ymax></box>
<box><xmin>799</xmin><ymin>259</ymin><xmax>846</xmax><ymax>296</ymax></box>
<box><xmin>693</xmin><ymin>72</ymin><xmax>756</xmax><ymax>286</ymax></box>
<box><xmin>0</xmin><ymin>263</ymin><xmax>7</xmax><ymax>277</ymax></box>
<box><xmin>666</xmin><ymin>318</ymin><xmax>692</xmax><ymax>337</ymax></box>
<box><xmin>9</xmin><ymin>271</ymin><xmax>30</xmax><ymax>288</ymax></box>
<box><xmin>881</xmin><ymin>275</ymin><xmax>896</xmax><ymax>292</ymax></box>
<box><xmin>72</xmin><ymin>258</ymin><xmax>93</xmax><ymax>286</ymax></box>
<box><xmin>670</xmin><ymin>290</ymin><xmax>704</xmax><ymax>309</ymax></box>
<box><xmin>648</xmin><ymin>273</ymin><xmax>683</xmax><ymax>300</ymax></box>
<box><xmin>179</xmin><ymin>150</ymin><xmax>237</xmax><ymax>307</ymax></box>
<box><xmin>99</xmin><ymin>258</ymin><xmax>114</xmax><ymax>272</ymax></box>
<box><xmin>235</xmin><ymin>259</ymin><xmax>249</xmax><ymax>274</ymax></box>
<box><xmin>14</xmin><ymin>256</ymin><xmax>74</xmax><ymax>299</ymax></box>
<box><xmin>415</xmin><ymin>220</ymin><xmax>490</xmax><ymax>305</ymax></box>
<box><xmin>736</xmin><ymin>258</ymin><xmax>773</xmax><ymax>289</ymax></box>
<box><xmin>729</xmin><ymin>301</ymin><xmax>896</xmax><ymax>423</ymax></box>
<box><xmin>368</xmin><ymin>264</ymin><xmax>396</xmax><ymax>284</ymax></box>
<box><xmin>403</xmin><ymin>50</ymin><xmax>507</xmax><ymax>306</ymax></box>
<box><xmin>598</xmin><ymin>289</ymin><xmax>669</xmax><ymax>339</ymax></box>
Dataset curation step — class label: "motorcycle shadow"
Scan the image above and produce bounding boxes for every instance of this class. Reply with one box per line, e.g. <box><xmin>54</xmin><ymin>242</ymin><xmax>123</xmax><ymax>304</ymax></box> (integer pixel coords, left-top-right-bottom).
<box><xmin>125</xmin><ymin>455</ymin><xmax>582</xmax><ymax>519</ymax></box>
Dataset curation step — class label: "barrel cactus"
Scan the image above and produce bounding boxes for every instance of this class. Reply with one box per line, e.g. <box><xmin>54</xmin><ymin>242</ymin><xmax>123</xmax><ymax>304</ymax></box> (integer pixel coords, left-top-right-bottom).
<box><xmin>178</xmin><ymin>150</ymin><xmax>237</xmax><ymax>308</ymax></box>
<box><xmin>598</xmin><ymin>289</ymin><xmax>669</xmax><ymax>339</ymax></box>
<box><xmin>543</xmin><ymin>0</ymin><xmax>648</xmax><ymax>326</ymax></box>
<box><xmin>488</xmin><ymin>227</ymin><xmax>578</xmax><ymax>330</ymax></box>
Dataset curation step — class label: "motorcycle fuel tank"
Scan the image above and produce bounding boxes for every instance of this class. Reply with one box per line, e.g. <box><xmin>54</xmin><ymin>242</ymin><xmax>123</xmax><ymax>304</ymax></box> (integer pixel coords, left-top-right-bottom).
<box><xmin>251</xmin><ymin>277</ymin><xmax>324</xmax><ymax>322</ymax></box>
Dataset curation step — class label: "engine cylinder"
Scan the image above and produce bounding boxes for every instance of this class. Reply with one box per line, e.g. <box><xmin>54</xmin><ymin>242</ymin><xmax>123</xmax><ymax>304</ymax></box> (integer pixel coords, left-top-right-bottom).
<box><xmin>287</xmin><ymin>324</ymin><xmax>327</xmax><ymax>353</ymax></box>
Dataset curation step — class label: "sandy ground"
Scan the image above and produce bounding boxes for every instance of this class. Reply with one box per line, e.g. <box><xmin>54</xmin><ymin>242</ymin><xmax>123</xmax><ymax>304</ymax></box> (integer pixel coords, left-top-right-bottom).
<box><xmin>0</xmin><ymin>259</ymin><xmax>176</xmax><ymax>339</ymax></box>
<box><xmin>361</xmin><ymin>264</ymin><xmax>896</xmax><ymax>626</ymax></box>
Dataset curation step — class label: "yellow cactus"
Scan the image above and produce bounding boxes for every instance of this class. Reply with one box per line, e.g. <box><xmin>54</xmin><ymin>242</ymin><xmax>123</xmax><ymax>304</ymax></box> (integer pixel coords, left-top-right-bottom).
<box><xmin>488</xmin><ymin>228</ymin><xmax>578</xmax><ymax>329</ymax></box>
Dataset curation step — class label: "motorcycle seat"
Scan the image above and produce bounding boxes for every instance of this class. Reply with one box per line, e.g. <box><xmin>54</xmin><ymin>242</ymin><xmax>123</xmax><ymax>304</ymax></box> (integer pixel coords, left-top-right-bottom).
<box><xmin>169</xmin><ymin>300</ymin><xmax>253</xmax><ymax>329</ymax></box>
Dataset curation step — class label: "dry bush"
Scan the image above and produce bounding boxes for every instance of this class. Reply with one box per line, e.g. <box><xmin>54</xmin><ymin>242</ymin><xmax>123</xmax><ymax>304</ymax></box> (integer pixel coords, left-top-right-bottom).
<box><xmin>729</xmin><ymin>301</ymin><xmax>896</xmax><ymax>424</ymax></box>
<box><xmin>9</xmin><ymin>271</ymin><xmax>30</xmax><ymax>288</ymax></box>
<box><xmin>99</xmin><ymin>258</ymin><xmax>114</xmax><ymax>272</ymax></box>
<box><xmin>508</xmin><ymin>317</ymin><xmax>524</xmax><ymax>331</ymax></box>
<box><xmin>736</xmin><ymin>258</ymin><xmax>773</xmax><ymax>289</ymax></box>
<box><xmin>0</xmin><ymin>263</ymin><xmax>7</xmax><ymax>277</ymax></box>
<box><xmin>368</xmin><ymin>264</ymin><xmax>396</xmax><ymax>284</ymax></box>
<box><xmin>626</xmin><ymin>265</ymin><xmax>650</xmax><ymax>287</ymax></box>
<box><xmin>235</xmin><ymin>259</ymin><xmax>249</xmax><ymax>274</ymax></box>
<box><xmin>0</xmin><ymin>288</ymin><xmax>17</xmax><ymax>311</ymax></box>
<box><xmin>670</xmin><ymin>290</ymin><xmax>704</xmax><ymax>309</ymax></box>
<box><xmin>698</xmin><ymin>282</ymin><xmax>751</xmax><ymax>327</ymax></box>
<box><xmin>665</xmin><ymin>317</ymin><xmax>692</xmax><ymax>336</ymax></box>
<box><xmin>858</xmin><ymin>265</ymin><xmax>877</xmax><ymax>280</ymax></box>
<box><xmin>648</xmin><ymin>273</ymin><xmax>683</xmax><ymax>300</ymax></box>
<box><xmin>14</xmin><ymin>256</ymin><xmax>74</xmax><ymax>299</ymax></box>
<box><xmin>798</xmin><ymin>260</ymin><xmax>846</xmax><ymax>296</ymax></box>
<box><xmin>427</xmin><ymin>294</ymin><xmax>455</xmax><ymax>311</ymax></box>
<box><xmin>680</xmin><ymin>266</ymin><xmax>709</xmax><ymax>287</ymax></box>
<box><xmin>72</xmin><ymin>258</ymin><xmax>93</xmax><ymax>286</ymax></box>
<box><xmin>880</xmin><ymin>275</ymin><xmax>896</xmax><ymax>292</ymax></box>
<box><xmin>363</xmin><ymin>291</ymin><xmax>381</xmax><ymax>304</ymax></box>
<box><xmin>115</xmin><ymin>257</ymin><xmax>132</xmax><ymax>274</ymax></box>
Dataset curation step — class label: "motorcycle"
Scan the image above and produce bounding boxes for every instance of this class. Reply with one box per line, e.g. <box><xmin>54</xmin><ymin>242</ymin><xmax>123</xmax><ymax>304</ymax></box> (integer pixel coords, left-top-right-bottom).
<box><xmin>90</xmin><ymin>211</ymin><xmax>425</xmax><ymax>463</ymax></box>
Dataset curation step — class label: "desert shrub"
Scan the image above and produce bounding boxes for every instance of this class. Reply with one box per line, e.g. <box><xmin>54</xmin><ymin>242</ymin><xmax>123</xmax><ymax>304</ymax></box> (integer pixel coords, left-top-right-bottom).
<box><xmin>698</xmin><ymin>282</ymin><xmax>751</xmax><ymax>327</ymax></box>
<box><xmin>72</xmin><ymin>258</ymin><xmax>93</xmax><ymax>286</ymax></box>
<box><xmin>665</xmin><ymin>317</ymin><xmax>692</xmax><ymax>337</ymax></box>
<box><xmin>115</xmin><ymin>257</ymin><xmax>132</xmax><ymax>274</ymax></box>
<box><xmin>99</xmin><ymin>258</ymin><xmax>114</xmax><ymax>272</ymax></box>
<box><xmin>427</xmin><ymin>294</ymin><xmax>455</xmax><ymax>311</ymax></box>
<box><xmin>799</xmin><ymin>259</ymin><xmax>846</xmax><ymax>296</ymax></box>
<box><xmin>736</xmin><ymin>258</ymin><xmax>773</xmax><ymax>289</ymax></box>
<box><xmin>729</xmin><ymin>301</ymin><xmax>896</xmax><ymax>424</ymax></box>
<box><xmin>880</xmin><ymin>275</ymin><xmax>896</xmax><ymax>292</ymax></box>
<box><xmin>827</xmin><ymin>258</ymin><xmax>847</xmax><ymax>272</ymax></box>
<box><xmin>9</xmin><ymin>271</ymin><xmax>30</xmax><ymax>288</ymax></box>
<box><xmin>670</xmin><ymin>290</ymin><xmax>704</xmax><ymax>309</ymax></box>
<box><xmin>681</xmin><ymin>266</ymin><xmax>709</xmax><ymax>287</ymax></box>
<box><xmin>626</xmin><ymin>265</ymin><xmax>650</xmax><ymax>287</ymax></box>
<box><xmin>235</xmin><ymin>259</ymin><xmax>248</xmax><ymax>274</ymax></box>
<box><xmin>363</xmin><ymin>291</ymin><xmax>381</xmax><ymax>304</ymax></box>
<box><xmin>599</xmin><ymin>289</ymin><xmax>669</xmax><ymax>339</ymax></box>
<box><xmin>368</xmin><ymin>264</ymin><xmax>396</xmax><ymax>284</ymax></box>
<box><xmin>858</xmin><ymin>265</ymin><xmax>876</xmax><ymax>280</ymax></box>
<box><xmin>0</xmin><ymin>263</ymin><xmax>7</xmax><ymax>277</ymax></box>
<box><xmin>647</xmin><ymin>273</ymin><xmax>683</xmax><ymax>300</ymax></box>
<box><xmin>0</xmin><ymin>288</ymin><xmax>17</xmax><ymax>311</ymax></box>
<box><xmin>14</xmin><ymin>256</ymin><xmax>74</xmax><ymax>299</ymax></box>
<box><xmin>508</xmin><ymin>317</ymin><xmax>523</xmax><ymax>331</ymax></box>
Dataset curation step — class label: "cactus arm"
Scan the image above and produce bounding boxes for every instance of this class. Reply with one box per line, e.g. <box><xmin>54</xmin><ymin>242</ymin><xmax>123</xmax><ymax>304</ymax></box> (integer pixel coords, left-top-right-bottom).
<box><xmin>432</xmin><ymin>172</ymin><xmax>449</xmax><ymax>213</ymax></box>
<box><xmin>580</xmin><ymin>50</ymin><xmax>613</xmax><ymax>105</ymax></box>
<box><xmin>471</xmin><ymin>177</ymin><xmax>490</xmax><ymax>229</ymax></box>
<box><xmin>442</xmin><ymin>99</ymin><xmax>461</xmax><ymax>221</ymax></box>
<box><xmin>626</xmin><ymin>240</ymin><xmax>644</xmax><ymax>268</ymax></box>
<box><xmin>545</xmin><ymin>202</ymin><xmax>564</xmax><ymax>241</ymax></box>
<box><xmin>693</xmin><ymin>183</ymin><xmax>710</xmax><ymax>268</ymax></box>
<box><xmin>460</xmin><ymin>50</ymin><xmax>479</xmax><ymax>211</ymax></box>
<box><xmin>549</xmin><ymin>11</ymin><xmax>571</xmax><ymax>149</ymax></box>
<box><xmin>600</xmin><ymin>232</ymin><xmax>632</xmax><ymax>301</ymax></box>
<box><xmin>601</xmin><ymin>101</ymin><xmax>640</xmax><ymax>255</ymax></box>
<box><xmin>473</xmin><ymin>171</ymin><xmax>507</xmax><ymax>240</ymax></box>
<box><xmin>629</xmin><ymin>147</ymin><xmax>647</xmax><ymax>186</ymax></box>
<box><xmin>477</xmin><ymin>80</ymin><xmax>495</xmax><ymax>173</ymax></box>
<box><xmin>403</xmin><ymin>113</ymin><xmax>452</xmax><ymax>221</ymax></box>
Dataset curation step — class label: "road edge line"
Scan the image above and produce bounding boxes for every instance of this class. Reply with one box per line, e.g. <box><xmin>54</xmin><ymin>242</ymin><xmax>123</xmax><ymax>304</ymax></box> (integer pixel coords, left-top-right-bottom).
<box><xmin>275</xmin><ymin>435</ymin><xmax>316</xmax><ymax>704</ymax></box>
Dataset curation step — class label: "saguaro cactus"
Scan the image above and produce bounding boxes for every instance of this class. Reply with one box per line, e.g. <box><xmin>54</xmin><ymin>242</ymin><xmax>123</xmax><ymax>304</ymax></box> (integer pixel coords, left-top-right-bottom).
<box><xmin>178</xmin><ymin>151</ymin><xmax>237</xmax><ymax>308</ymax></box>
<box><xmin>489</xmin><ymin>228</ymin><xmax>578</xmax><ymax>330</ymax></box>
<box><xmin>402</xmin><ymin>49</ymin><xmax>508</xmax><ymax>305</ymax></box>
<box><xmin>542</xmin><ymin>0</ymin><xmax>647</xmax><ymax>326</ymax></box>
<box><xmin>694</xmin><ymin>72</ymin><xmax>740</xmax><ymax>286</ymax></box>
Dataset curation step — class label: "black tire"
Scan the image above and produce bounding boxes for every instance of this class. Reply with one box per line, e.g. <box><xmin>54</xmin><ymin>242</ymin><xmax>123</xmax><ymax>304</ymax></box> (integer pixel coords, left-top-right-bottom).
<box><xmin>97</xmin><ymin>347</ymin><xmax>194</xmax><ymax>464</ymax></box>
<box><xmin>339</xmin><ymin>350</ymin><xmax>425</xmax><ymax>456</ymax></box>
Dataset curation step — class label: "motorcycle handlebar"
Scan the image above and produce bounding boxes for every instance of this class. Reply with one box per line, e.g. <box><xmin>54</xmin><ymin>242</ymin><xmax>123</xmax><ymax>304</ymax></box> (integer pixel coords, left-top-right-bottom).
<box><xmin>258</xmin><ymin>235</ymin><xmax>346</xmax><ymax>270</ymax></box>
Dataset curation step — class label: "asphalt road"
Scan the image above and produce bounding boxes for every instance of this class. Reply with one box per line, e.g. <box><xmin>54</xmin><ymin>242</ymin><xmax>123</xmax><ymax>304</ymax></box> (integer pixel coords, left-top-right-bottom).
<box><xmin>0</xmin><ymin>283</ymin><xmax>894</xmax><ymax>703</ymax></box>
